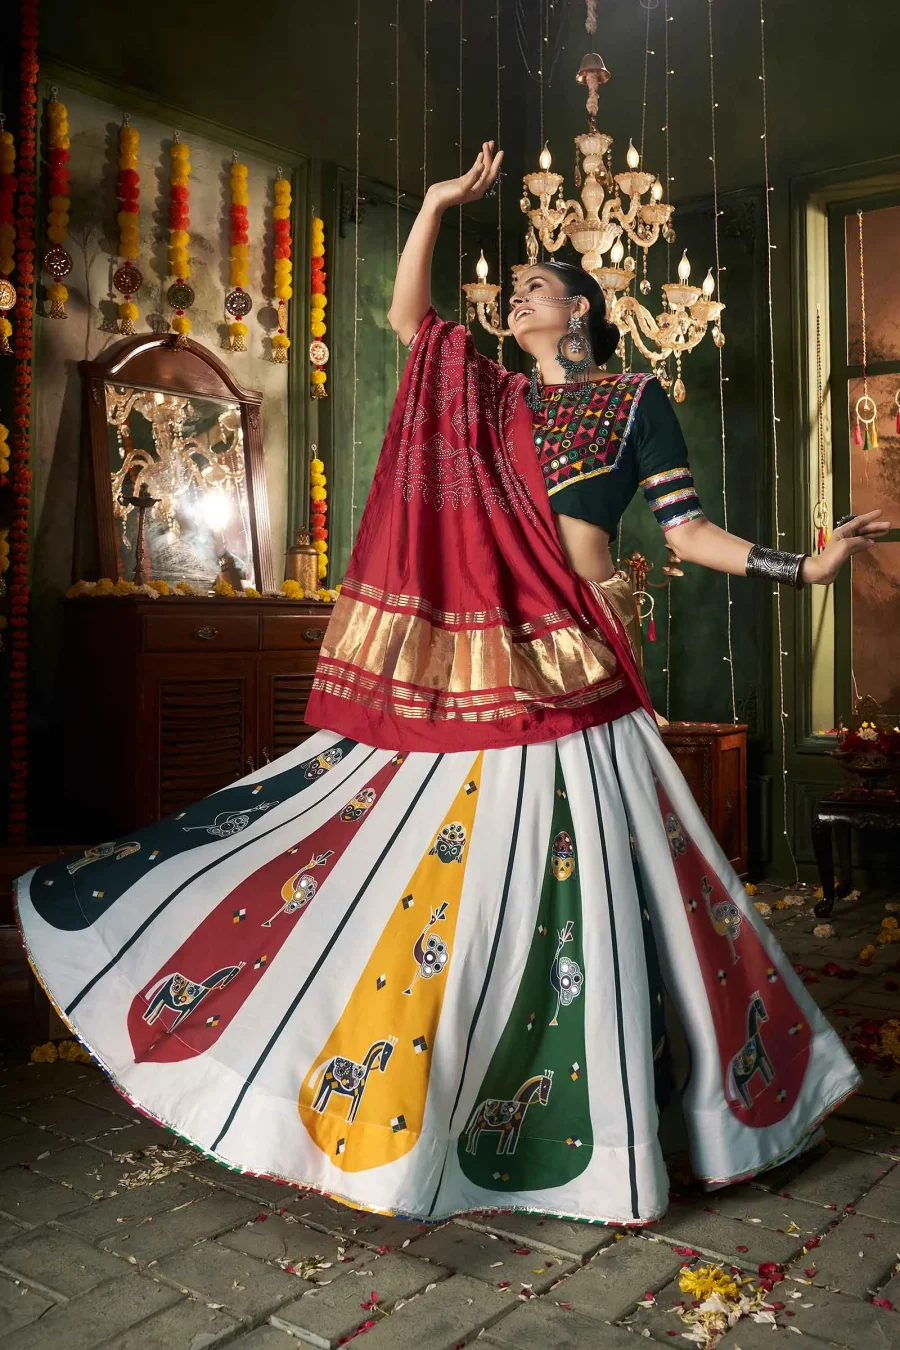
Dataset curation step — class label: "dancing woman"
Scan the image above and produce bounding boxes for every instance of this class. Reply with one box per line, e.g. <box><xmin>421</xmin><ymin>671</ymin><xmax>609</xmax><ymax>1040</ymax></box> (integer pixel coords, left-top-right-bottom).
<box><xmin>17</xmin><ymin>143</ymin><xmax>888</xmax><ymax>1226</ymax></box>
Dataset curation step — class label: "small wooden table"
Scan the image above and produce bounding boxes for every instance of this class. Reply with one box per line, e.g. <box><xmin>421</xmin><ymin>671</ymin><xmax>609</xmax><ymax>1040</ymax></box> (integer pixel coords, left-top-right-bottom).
<box><xmin>812</xmin><ymin>790</ymin><xmax>900</xmax><ymax>917</ymax></box>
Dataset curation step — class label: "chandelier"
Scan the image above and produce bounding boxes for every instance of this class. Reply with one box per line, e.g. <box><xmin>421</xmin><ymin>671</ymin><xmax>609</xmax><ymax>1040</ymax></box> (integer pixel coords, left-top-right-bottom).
<box><xmin>463</xmin><ymin>42</ymin><xmax>724</xmax><ymax>401</ymax></box>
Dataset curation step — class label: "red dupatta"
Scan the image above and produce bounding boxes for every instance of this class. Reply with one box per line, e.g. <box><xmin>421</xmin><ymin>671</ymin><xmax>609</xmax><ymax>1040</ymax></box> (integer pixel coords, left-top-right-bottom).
<box><xmin>306</xmin><ymin>310</ymin><xmax>653</xmax><ymax>752</ymax></box>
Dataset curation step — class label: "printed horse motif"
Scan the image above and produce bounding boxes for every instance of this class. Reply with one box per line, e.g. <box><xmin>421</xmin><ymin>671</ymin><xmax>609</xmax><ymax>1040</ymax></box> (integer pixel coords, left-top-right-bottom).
<box><xmin>703</xmin><ymin>875</ymin><xmax>743</xmax><ymax>964</ymax></box>
<box><xmin>308</xmin><ymin>1036</ymin><xmax>398</xmax><ymax>1123</ymax></box>
<box><xmin>465</xmin><ymin>1070</ymin><xmax>554</xmax><ymax>1156</ymax></box>
<box><xmin>66</xmin><ymin>841</ymin><xmax>140</xmax><ymax>874</ymax></box>
<box><xmin>727</xmin><ymin>991</ymin><xmax>775</xmax><ymax>1108</ymax></box>
<box><xmin>142</xmin><ymin>963</ymin><xmax>245</xmax><ymax>1031</ymax></box>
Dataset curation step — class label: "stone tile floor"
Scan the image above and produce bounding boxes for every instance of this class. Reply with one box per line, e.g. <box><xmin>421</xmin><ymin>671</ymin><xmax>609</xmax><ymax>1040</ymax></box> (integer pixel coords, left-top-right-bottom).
<box><xmin>1</xmin><ymin>883</ymin><xmax>899</xmax><ymax>1349</ymax></box>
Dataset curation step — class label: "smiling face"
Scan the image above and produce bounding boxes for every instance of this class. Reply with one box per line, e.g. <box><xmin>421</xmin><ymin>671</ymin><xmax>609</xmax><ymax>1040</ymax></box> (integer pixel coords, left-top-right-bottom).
<box><xmin>508</xmin><ymin>265</ymin><xmax>589</xmax><ymax>358</ymax></box>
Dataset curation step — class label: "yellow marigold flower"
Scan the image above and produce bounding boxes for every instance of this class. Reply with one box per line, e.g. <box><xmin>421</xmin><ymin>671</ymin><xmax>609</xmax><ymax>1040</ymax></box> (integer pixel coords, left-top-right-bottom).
<box><xmin>312</xmin><ymin>539</ymin><xmax>327</xmax><ymax>554</ymax></box>
<box><xmin>679</xmin><ymin>1265</ymin><xmax>740</xmax><ymax>1302</ymax></box>
<box><xmin>172</xmin><ymin>316</ymin><xmax>192</xmax><ymax>335</ymax></box>
<box><xmin>149</xmin><ymin>579</ymin><xmax>171</xmax><ymax>596</ymax></box>
<box><xmin>310</xmin><ymin>457</ymin><xmax>325</xmax><ymax>473</ymax></box>
<box><xmin>858</xmin><ymin>944</ymin><xmax>877</xmax><ymax>963</ymax></box>
<box><xmin>31</xmin><ymin>1042</ymin><xmax>58</xmax><ymax>1063</ymax></box>
<box><xmin>113</xmin><ymin>579</ymin><xmax>136</xmax><ymax>595</ymax></box>
<box><xmin>744</xmin><ymin>883</ymin><xmax>758</xmax><ymax>896</ymax></box>
<box><xmin>213</xmin><ymin>577</ymin><xmax>235</xmax><ymax>597</ymax></box>
<box><xmin>244</xmin><ymin>586</ymin><xmax>260</xmax><ymax>598</ymax></box>
<box><xmin>281</xmin><ymin>579</ymin><xmax>304</xmax><ymax>599</ymax></box>
<box><xmin>95</xmin><ymin>577</ymin><xmax>116</xmax><ymax>595</ymax></box>
<box><xmin>272</xmin><ymin>333</ymin><xmax>291</xmax><ymax>349</ymax></box>
<box><xmin>58</xmin><ymin>1039</ymin><xmax>92</xmax><ymax>1063</ymax></box>
<box><xmin>311</xmin><ymin>370</ymin><xmax>327</xmax><ymax>386</ymax></box>
<box><xmin>310</xmin><ymin>485</ymin><xmax>326</xmax><ymax>502</ymax></box>
<box><xmin>176</xmin><ymin>580</ymin><xmax>198</xmax><ymax>595</ymax></box>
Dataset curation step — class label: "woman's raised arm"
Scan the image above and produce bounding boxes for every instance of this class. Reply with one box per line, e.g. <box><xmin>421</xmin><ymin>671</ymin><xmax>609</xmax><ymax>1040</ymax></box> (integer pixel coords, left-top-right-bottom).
<box><xmin>386</xmin><ymin>141</ymin><xmax>503</xmax><ymax>346</ymax></box>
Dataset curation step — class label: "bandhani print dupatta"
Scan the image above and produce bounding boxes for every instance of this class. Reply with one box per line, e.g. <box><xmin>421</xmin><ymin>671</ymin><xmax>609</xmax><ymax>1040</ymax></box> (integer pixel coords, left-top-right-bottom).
<box><xmin>306</xmin><ymin>310</ymin><xmax>653</xmax><ymax>752</ymax></box>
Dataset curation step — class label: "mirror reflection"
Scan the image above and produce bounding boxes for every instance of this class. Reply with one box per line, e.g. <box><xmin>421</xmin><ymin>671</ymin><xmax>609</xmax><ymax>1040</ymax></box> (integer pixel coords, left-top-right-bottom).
<box><xmin>105</xmin><ymin>383</ymin><xmax>255</xmax><ymax>590</ymax></box>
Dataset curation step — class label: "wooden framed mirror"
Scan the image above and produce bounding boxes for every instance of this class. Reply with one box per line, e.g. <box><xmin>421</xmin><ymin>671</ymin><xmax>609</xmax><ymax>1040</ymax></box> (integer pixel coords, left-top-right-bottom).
<box><xmin>80</xmin><ymin>335</ymin><xmax>275</xmax><ymax>594</ymax></box>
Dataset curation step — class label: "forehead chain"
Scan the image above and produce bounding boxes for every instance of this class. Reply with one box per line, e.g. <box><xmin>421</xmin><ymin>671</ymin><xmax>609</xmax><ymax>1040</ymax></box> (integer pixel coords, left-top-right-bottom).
<box><xmin>513</xmin><ymin>292</ymin><xmax>581</xmax><ymax>304</ymax></box>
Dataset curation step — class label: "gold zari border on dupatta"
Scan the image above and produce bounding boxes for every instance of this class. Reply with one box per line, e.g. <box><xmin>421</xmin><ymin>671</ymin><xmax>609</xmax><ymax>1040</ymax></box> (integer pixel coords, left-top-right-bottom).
<box><xmin>313</xmin><ymin>584</ymin><xmax>633</xmax><ymax>723</ymax></box>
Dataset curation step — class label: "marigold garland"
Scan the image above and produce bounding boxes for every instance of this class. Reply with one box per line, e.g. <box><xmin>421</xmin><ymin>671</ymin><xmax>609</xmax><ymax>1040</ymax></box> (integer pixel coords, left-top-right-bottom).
<box><xmin>225</xmin><ymin>154</ymin><xmax>252</xmax><ymax>351</ymax></box>
<box><xmin>0</xmin><ymin>120</ymin><xmax>16</xmax><ymax>354</ymax></box>
<box><xmin>167</xmin><ymin>135</ymin><xmax>194</xmax><ymax>348</ymax></box>
<box><xmin>43</xmin><ymin>91</ymin><xmax>72</xmax><ymax>319</ymax></box>
<box><xmin>310</xmin><ymin>451</ymin><xmax>328</xmax><ymax>582</ymax></box>
<box><xmin>309</xmin><ymin>215</ymin><xmax>328</xmax><ymax>397</ymax></box>
<box><xmin>8</xmin><ymin>0</ymin><xmax>39</xmax><ymax>840</ymax></box>
<box><xmin>114</xmin><ymin>115</ymin><xmax>141</xmax><ymax>334</ymax></box>
<box><xmin>272</xmin><ymin>173</ymin><xmax>291</xmax><ymax>363</ymax></box>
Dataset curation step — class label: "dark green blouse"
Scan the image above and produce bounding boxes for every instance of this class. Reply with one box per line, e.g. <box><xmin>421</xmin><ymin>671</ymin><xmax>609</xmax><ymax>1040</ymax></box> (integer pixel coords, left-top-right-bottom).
<box><xmin>533</xmin><ymin>372</ymin><xmax>704</xmax><ymax>542</ymax></box>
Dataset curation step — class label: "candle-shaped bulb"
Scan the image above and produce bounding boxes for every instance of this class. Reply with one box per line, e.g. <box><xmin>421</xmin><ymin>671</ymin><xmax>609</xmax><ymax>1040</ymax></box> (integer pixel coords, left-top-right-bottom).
<box><xmin>651</xmin><ymin>179</ymin><xmax>664</xmax><ymax>201</ymax></box>
<box><xmin>610</xmin><ymin>239</ymin><xmax>625</xmax><ymax>266</ymax></box>
<box><xmin>701</xmin><ymin>268</ymin><xmax>715</xmax><ymax>298</ymax></box>
<box><xmin>677</xmin><ymin>250</ymin><xmax>691</xmax><ymax>282</ymax></box>
<box><xmin>475</xmin><ymin>250</ymin><xmax>489</xmax><ymax>282</ymax></box>
<box><xmin>626</xmin><ymin>139</ymin><xmax>640</xmax><ymax>170</ymax></box>
<box><xmin>539</xmin><ymin>143</ymin><xmax>552</xmax><ymax>172</ymax></box>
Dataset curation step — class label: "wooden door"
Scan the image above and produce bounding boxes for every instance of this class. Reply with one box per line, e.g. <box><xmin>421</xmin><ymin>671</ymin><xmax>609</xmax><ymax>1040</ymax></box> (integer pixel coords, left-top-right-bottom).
<box><xmin>138</xmin><ymin>655</ymin><xmax>258</xmax><ymax>825</ymax></box>
<box><xmin>258</xmin><ymin>653</ymin><xmax>320</xmax><ymax>766</ymax></box>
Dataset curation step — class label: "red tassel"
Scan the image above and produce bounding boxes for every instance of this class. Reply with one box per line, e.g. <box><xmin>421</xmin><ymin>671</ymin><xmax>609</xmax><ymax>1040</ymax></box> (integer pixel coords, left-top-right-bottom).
<box><xmin>647</xmin><ymin>617</ymin><xmax>656</xmax><ymax>643</ymax></box>
<box><xmin>817</xmin><ymin>526</ymin><xmax>826</xmax><ymax>552</ymax></box>
<box><xmin>895</xmin><ymin>409</ymin><xmax>900</xmax><ymax>435</ymax></box>
<box><xmin>854</xmin><ymin>421</ymin><xmax>863</xmax><ymax>446</ymax></box>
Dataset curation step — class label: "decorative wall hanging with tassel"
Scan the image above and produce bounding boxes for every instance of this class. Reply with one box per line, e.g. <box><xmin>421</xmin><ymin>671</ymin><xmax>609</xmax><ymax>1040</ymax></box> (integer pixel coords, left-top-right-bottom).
<box><xmin>225</xmin><ymin>151</ymin><xmax>252</xmax><ymax>351</ymax></box>
<box><xmin>43</xmin><ymin>90</ymin><xmax>73</xmax><ymax>319</ymax></box>
<box><xmin>114</xmin><ymin>114</ymin><xmax>142</xmax><ymax>333</ymax></box>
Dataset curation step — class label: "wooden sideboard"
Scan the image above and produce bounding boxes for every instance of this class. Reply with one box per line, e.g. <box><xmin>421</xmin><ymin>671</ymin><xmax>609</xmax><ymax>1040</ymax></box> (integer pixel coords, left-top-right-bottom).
<box><xmin>64</xmin><ymin>597</ymin><xmax>333</xmax><ymax>837</ymax></box>
<box><xmin>661</xmin><ymin>721</ymin><xmax>748</xmax><ymax>876</ymax></box>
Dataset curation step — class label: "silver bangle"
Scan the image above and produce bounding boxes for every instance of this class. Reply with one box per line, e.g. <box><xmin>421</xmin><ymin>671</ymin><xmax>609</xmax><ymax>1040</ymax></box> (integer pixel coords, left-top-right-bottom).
<box><xmin>745</xmin><ymin>544</ymin><xmax>807</xmax><ymax>588</ymax></box>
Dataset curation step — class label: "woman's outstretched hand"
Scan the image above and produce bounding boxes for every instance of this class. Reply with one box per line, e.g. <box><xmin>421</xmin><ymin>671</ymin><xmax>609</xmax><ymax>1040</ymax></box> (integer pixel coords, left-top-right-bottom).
<box><xmin>426</xmin><ymin>141</ymin><xmax>504</xmax><ymax>213</ymax></box>
<box><xmin>804</xmin><ymin>509</ymin><xmax>892</xmax><ymax>585</ymax></box>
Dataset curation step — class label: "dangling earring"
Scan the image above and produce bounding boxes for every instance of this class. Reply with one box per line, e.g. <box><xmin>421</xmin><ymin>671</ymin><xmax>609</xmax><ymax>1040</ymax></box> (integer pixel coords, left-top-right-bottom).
<box><xmin>556</xmin><ymin>313</ymin><xmax>592</xmax><ymax>383</ymax></box>
<box><xmin>526</xmin><ymin>358</ymin><xmax>542</xmax><ymax>413</ymax></box>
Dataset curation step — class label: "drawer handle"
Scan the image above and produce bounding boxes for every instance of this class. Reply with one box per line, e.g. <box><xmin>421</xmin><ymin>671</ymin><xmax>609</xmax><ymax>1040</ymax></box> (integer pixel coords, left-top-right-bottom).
<box><xmin>303</xmin><ymin>627</ymin><xmax>326</xmax><ymax>643</ymax></box>
<box><xmin>194</xmin><ymin>625</ymin><xmax>219</xmax><ymax>641</ymax></box>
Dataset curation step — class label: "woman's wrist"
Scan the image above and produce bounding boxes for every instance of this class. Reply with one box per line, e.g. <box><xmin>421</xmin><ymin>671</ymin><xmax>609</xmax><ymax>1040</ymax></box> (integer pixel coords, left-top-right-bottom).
<box><xmin>800</xmin><ymin>555</ymin><xmax>824</xmax><ymax>586</ymax></box>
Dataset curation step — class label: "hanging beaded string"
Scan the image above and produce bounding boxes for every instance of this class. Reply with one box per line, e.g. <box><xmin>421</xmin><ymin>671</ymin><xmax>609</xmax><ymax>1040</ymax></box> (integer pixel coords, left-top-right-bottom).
<box><xmin>759</xmin><ymin>0</ymin><xmax>798</xmax><ymax>881</ymax></box>
<box><xmin>457</xmin><ymin>0</ymin><xmax>464</xmax><ymax>325</ymax></box>
<box><xmin>494</xmin><ymin>0</ymin><xmax>504</xmax><ymax>366</ymax></box>
<box><xmin>349</xmin><ymin>0</ymin><xmax>362</xmax><ymax>544</ymax></box>
<box><xmin>813</xmin><ymin>306</ymin><xmax>831</xmax><ymax>553</ymax></box>
<box><xmin>854</xmin><ymin>209</ymin><xmax>877</xmax><ymax>450</ymax></box>
<box><xmin>707</xmin><ymin>0</ymin><xmax>736</xmax><ymax>723</ymax></box>
<box><xmin>394</xmin><ymin>0</ymin><xmax>402</xmax><ymax>375</ymax></box>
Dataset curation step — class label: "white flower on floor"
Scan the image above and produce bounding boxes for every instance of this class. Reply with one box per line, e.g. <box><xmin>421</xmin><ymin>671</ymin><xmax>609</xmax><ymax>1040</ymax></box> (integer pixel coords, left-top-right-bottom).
<box><xmin>813</xmin><ymin>923</ymin><xmax>834</xmax><ymax>938</ymax></box>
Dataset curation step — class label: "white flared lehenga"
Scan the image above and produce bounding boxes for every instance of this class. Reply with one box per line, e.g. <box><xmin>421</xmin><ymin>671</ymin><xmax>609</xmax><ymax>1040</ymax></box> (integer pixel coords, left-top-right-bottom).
<box><xmin>15</xmin><ymin>708</ymin><xmax>860</xmax><ymax>1226</ymax></box>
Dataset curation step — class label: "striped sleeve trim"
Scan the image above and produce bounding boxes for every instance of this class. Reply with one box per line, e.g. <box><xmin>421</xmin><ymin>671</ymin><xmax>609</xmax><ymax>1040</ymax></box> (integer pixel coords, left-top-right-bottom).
<box><xmin>639</xmin><ymin>466</ymin><xmax>692</xmax><ymax>491</ymax></box>
<box><xmin>661</xmin><ymin>506</ymin><xmax>705</xmax><ymax>533</ymax></box>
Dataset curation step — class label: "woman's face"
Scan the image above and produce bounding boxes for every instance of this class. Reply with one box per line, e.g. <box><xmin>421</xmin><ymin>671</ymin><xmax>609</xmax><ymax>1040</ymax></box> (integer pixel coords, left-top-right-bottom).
<box><xmin>508</xmin><ymin>265</ymin><xmax>589</xmax><ymax>356</ymax></box>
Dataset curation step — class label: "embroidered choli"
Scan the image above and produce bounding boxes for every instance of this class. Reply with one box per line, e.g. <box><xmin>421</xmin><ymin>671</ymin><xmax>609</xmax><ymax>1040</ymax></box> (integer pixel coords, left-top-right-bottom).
<box><xmin>533</xmin><ymin>372</ymin><xmax>704</xmax><ymax>541</ymax></box>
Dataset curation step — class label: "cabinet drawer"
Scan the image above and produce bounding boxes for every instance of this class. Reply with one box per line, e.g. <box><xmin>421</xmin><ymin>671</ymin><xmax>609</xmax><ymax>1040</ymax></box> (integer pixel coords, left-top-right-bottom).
<box><xmin>143</xmin><ymin>613</ymin><xmax>260</xmax><ymax>652</ymax></box>
<box><xmin>262</xmin><ymin>613</ymin><xmax>331</xmax><ymax>651</ymax></box>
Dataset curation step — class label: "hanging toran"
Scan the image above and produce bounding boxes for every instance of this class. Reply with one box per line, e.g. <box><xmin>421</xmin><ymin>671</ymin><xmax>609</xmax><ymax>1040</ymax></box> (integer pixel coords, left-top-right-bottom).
<box><xmin>225</xmin><ymin>153</ymin><xmax>253</xmax><ymax>351</ymax></box>
<box><xmin>43</xmin><ymin>92</ymin><xmax>72</xmax><ymax>319</ymax></box>
<box><xmin>167</xmin><ymin>134</ymin><xmax>194</xmax><ymax>348</ymax></box>
<box><xmin>272</xmin><ymin>172</ymin><xmax>292</xmax><ymax>364</ymax></box>
<box><xmin>114</xmin><ymin>116</ymin><xmax>142</xmax><ymax>334</ymax></box>
<box><xmin>853</xmin><ymin>209</ymin><xmax>878</xmax><ymax>451</ymax></box>
<box><xmin>309</xmin><ymin>214</ymin><xmax>328</xmax><ymax>396</ymax></box>
<box><xmin>0</xmin><ymin>118</ymin><xmax>16</xmax><ymax>353</ymax></box>
<box><xmin>812</xmin><ymin>306</ymin><xmax>830</xmax><ymax>554</ymax></box>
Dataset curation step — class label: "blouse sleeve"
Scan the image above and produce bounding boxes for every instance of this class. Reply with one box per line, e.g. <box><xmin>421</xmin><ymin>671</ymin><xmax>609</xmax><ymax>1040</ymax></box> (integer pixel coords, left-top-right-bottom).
<box><xmin>634</xmin><ymin>377</ymin><xmax>705</xmax><ymax>532</ymax></box>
